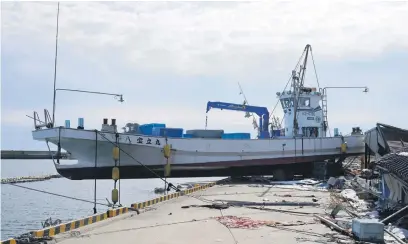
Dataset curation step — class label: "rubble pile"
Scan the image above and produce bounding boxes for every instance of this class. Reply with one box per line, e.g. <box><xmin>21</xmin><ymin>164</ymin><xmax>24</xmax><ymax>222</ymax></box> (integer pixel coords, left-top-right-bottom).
<box><xmin>234</xmin><ymin>173</ymin><xmax>408</xmax><ymax>243</ymax></box>
<box><xmin>316</xmin><ymin>175</ymin><xmax>407</xmax><ymax>244</ymax></box>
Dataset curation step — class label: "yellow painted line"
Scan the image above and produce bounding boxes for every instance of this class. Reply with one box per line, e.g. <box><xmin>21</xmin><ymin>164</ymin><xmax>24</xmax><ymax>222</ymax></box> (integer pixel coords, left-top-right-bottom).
<box><xmin>107</xmin><ymin>207</ymin><xmax>128</xmax><ymax>218</ymax></box>
<box><xmin>30</xmin><ymin>212</ymin><xmax>108</xmax><ymax>237</ymax></box>
<box><xmin>60</xmin><ymin>224</ymin><xmax>66</xmax><ymax>233</ymax></box>
<box><xmin>70</xmin><ymin>221</ymin><xmax>75</xmax><ymax>230</ymax></box>
<box><xmin>0</xmin><ymin>238</ymin><xmax>17</xmax><ymax>244</ymax></box>
<box><xmin>130</xmin><ymin>182</ymin><xmax>217</xmax><ymax>209</ymax></box>
<box><xmin>33</xmin><ymin>230</ymin><xmax>44</xmax><ymax>238</ymax></box>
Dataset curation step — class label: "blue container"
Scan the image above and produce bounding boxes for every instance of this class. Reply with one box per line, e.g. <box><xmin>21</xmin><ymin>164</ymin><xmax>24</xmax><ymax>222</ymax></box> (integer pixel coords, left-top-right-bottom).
<box><xmin>78</xmin><ymin>118</ymin><xmax>84</xmax><ymax>128</ymax></box>
<box><xmin>65</xmin><ymin>120</ymin><xmax>71</xmax><ymax>128</ymax></box>
<box><xmin>183</xmin><ymin>134</ymin><xmax>193</xmax><ymax>138</ymax></box>
<box><xmin>334</xmin><ymin>128</ymin><xmax>339</xmax><ymax>137</ymax></box>
<box><xmin>149</xmin><ymin>123</ymin><xmax>166</xmax><ymax>128</ymax></box>
<box><xmin>273</xmin><ymin>130</ymin><xmax>281</xmax><ymax>137</ymax></box>
<box><xmin>139</xmin><ymin>125</ymin><xmax>150</xmax><ymax>135</ymax></box>
<box><xmin>140</xmin><ymin>123</ymin><xmax>166</xmax><ymax>135</ymax></box>
<box><xmin>160</xmin><ymin>128</ymin><xmax>183</xmax><ymax>138</ymax></box>
<box><xmin>237</xmin><ymin>133</ymin><xmax>250</xmax><ymax>139</ymax></box>
<box><xmin>152</xmin><ymin>127</ymin><xmax>162</xmax><ymax>136</ymax></box>
<box><xmin>221</xmin><ymin>134</ymin><xmax>230</xmax><ymax>139</ymax></box>
<box><xmin>222</xmin><ymin>133</ymin><xmax>251</xmax><ymax>140</ymax></box>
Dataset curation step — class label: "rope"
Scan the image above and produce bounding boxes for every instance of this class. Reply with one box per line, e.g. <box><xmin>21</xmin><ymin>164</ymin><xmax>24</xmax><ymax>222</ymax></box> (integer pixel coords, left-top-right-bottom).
<box><xmin>89</xmin><ymin>217</ymin><xmax>215</xmax><ymax>236</ymax></box>
<box><xmin>94</xmin><ymin>131</ymin><xmax>98</xmax><ymax>214</ymax></box>
<box><xmin>219</xmin><ymin>209</ymin><xmax>238</xmax><ymax>244</ymax></box>
<box><xmin>46</xmin><ymin>140</ymin><xmax>57</xmax><ymax>165</ymax></box>
<box><xmin>96</xmin><ymin>131</ymin><xmax>179</xmax><ymax>192</ymax></box>
<box><xmin>268</xmin><ymin>50</ymin><xmax>306</xmax><ymax>122</ymax></box>
<box><xmin>164</xmin><ymin>137</ymin><xmax>169</xmax><ymax>195</ymax></box>
<box><xmin>3</xmin><ymin>183</ymin><xmax>110</xmax><ymax>207</ymax></box>
<box><xmin>114</xmin><ymin>133</ymin><xmax>121</xmax><ymax>206</ymax></box>
<box><xmin>310</xmin><ymin>47</ymin><xmax>321</xmax><ymax>90</ymax></box>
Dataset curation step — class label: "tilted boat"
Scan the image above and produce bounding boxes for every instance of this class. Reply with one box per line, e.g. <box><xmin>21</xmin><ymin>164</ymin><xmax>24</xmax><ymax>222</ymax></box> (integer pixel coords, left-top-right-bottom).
<box><xmin>32</xmin><ymin>45</ymin><xmax>366</xmax><ymax>180</ymax></box>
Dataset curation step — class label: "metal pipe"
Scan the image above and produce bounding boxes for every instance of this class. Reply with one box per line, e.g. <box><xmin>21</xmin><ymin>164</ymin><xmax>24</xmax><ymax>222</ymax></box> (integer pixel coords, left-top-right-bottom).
<box><xmin>215</xmin><ymin>200</ymin><xmax>319</xmax><ymax>207</ymax></box>
<box><xmin>381</xmin><ymin>204</ymin><xmax>408</xmax><ymax>225</ymax></box>
<box><xmin>322</xmin><ymin>86</ymin><xmax>368</xmax><ymax>92</ymax></box>
<box><xmin>320</xmin><ymin>86</ymin><xmax>368</xmax><ymax>136</ymax></box>
<box><xmin>52</xmin><ymin>88</ymin><xmax>124</xmax><ymax>127</ymax></box>
<box><xmin>314</xmin><ymin>215</ymin><xmax>352</xmax><ymax>237</ymax></box>
<box><xmin>51</xmin><ymin>2</ymin><xmax>60</xmax><ymax>128</ymax></box>
<box><xmin>55</xmin><ymin>88</ymin><xmax>124</xmax><ymax>101</ymax></box>
<box><xmin>384</xmin><ymin>228</ymin><xmax>406</xmax><ymax>244</ymax></box>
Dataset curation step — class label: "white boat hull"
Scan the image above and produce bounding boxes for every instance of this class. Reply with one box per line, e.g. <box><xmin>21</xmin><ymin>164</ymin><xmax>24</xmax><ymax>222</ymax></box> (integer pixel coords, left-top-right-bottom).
<box><xmin>32</xmin><ymin>128</ymin><xmax>365</xmax><ymax>179</ymax></box>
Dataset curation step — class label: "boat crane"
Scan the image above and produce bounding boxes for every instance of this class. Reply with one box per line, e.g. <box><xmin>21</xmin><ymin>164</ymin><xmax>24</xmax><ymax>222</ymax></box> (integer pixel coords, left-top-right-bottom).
<box><xmin>270</xmin><ymin>115</ymin><xmax>282</xmax><ymax>131</ymax></box>
<box><xmin>205</xmin><ymin>101</ymin><xmax>270</xmax><ymax>138</ymax></box>
<box><xmin>237</xmin><ymin>82</ymin><xmax>260</xmax><ymax>131</ymax></box>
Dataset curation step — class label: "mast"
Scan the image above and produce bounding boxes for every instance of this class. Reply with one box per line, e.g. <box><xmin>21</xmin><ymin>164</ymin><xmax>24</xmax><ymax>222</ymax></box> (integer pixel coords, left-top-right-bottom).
<box><xmin>292</xmin><ymin>44</ymin><xmax>311</xmax><ymax>136</ymax></box>
<box><xmin>51</xmin><ymin>2</ymin><xmax>60</xmax><ymax>127</ymax></box>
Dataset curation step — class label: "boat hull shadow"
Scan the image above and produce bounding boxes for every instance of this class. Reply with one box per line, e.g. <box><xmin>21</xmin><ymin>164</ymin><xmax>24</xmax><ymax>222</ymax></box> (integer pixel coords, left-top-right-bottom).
<box><xmin>55</xmin><ymin>152</ymin><xmax>362</xmax><ymax>180</ymax></box>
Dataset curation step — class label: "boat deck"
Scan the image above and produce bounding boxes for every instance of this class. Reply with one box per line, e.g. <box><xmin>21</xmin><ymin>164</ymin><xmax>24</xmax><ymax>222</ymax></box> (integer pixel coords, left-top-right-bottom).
<box><xmin>45</xmin><ymin>180</ymin><xmax>335</xmax><ymax>244</ymax></box>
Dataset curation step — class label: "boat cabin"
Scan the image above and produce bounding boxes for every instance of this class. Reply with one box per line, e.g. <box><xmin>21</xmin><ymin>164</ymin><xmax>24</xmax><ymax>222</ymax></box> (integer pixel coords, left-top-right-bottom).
<box><xmin>276</xmin><ymin>87</ymin><xmax>324</xmax><ymax>138</ymax></box>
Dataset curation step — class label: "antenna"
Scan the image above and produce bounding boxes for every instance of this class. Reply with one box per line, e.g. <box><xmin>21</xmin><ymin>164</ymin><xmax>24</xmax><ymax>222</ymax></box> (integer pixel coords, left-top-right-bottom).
<box><xmin>51</xmin><ymin>2</ymin><xmax>60</xmax><ymax>127</ymax></box>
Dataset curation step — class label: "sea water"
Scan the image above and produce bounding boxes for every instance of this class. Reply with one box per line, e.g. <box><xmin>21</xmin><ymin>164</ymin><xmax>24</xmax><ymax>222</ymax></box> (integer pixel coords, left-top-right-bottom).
<box><xmin>0</xmin><ymin>160</ymin><xmax>223</xmax><ymax>240</ymax></box>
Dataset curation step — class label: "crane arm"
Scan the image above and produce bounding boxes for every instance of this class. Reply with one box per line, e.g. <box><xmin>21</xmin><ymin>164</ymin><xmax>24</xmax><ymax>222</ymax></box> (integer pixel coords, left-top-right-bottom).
<box><xmin>206</xmin><ymin>101</ymin><xmax>270</xmax><ymax>137</ymax></box>
<box><xmin>206</xmin><ymin>101</ymin><xmax>269</xmax><ymax>118</ymax></box>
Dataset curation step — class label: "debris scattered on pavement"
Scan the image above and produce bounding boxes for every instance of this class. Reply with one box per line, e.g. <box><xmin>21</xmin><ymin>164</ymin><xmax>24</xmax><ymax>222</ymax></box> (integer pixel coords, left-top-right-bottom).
<box><xmin>214</xmin><ymin>216</ymin><xmax>315</xmax><ymax>230</ymax></box>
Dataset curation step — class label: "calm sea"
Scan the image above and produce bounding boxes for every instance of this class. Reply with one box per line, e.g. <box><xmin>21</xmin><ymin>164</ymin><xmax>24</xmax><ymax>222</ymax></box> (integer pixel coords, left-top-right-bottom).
<box><xmin>0</xmin><ymin>160</ymin><xmax>223</xmax><ymax>240</ymax></box>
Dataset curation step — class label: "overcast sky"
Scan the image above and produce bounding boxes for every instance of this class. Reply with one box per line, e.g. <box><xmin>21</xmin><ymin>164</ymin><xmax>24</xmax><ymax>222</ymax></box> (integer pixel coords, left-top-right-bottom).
<box><xmin>1</xmin><ymin>1</ymin><xmax>407</xmax><ymax>150</ymax></box>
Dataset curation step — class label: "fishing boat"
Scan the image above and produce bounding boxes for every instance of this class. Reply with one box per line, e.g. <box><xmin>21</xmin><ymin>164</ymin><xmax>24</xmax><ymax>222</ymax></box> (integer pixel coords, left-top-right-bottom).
<box><xmin>32</xmin><ymin>45</ymin><xmax>367</xmax><ymax>180</ymax></box>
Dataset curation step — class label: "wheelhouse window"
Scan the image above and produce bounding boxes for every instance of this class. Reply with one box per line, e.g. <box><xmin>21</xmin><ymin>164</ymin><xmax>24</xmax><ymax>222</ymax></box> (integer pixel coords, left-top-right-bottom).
<box><xmin>302</xmin><ymin>127</ymin><xmax>319</xmax><ymax>137</ymax></box>
<box><xmin>280</xmin><ymin>98</ymin><xmax>294</xmax><ymax>108</ymax></box>
<box><xmin>299</xmin><ymin>97</ymin><xmax>310</xmax><ymax>107</ymax></box>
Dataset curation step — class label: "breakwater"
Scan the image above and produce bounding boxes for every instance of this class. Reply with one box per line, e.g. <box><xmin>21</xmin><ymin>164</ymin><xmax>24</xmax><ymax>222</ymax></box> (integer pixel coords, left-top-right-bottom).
<box><xmin>1</xmin><ymin>174</ymin><xmax>62</xmax><ymax>184</ymax></box>
<box><xmin>1</xmin><ymin>150</ymin><xmax>72</xmax><ymax>160</ymax></box>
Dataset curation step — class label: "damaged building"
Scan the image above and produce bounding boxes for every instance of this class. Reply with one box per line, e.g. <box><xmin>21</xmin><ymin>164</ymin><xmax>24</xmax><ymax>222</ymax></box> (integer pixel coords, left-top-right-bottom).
<box><xmin>365</xmin><ymin>123</ymin><xmax>408</xmax><ymax>210</ymax></box>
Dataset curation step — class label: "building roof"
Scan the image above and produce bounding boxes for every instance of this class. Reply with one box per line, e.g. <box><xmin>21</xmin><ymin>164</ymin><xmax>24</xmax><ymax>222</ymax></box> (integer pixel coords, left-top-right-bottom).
<box><xmin>375</xmin><ymin>148</ymin><xmax>408</xmax><ymax>183</ymax></box>
<box><xmin>365</xmin><ymin>123</ymin><xmax>408</xmax><ymax>157</ymax></box>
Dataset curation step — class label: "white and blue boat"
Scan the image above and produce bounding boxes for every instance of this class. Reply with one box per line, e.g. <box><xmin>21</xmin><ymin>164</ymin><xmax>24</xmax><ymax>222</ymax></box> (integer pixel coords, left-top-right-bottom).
<box><xmin>32</xmin><ymin>45</ymin><xmax>366</xmax><ymax>180</ymax></box>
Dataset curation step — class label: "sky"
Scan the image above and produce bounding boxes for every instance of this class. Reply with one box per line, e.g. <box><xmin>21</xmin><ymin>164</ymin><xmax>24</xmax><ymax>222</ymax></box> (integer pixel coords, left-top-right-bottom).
<box><xmin>1</xmin><ymin>1</ymin><xmax>408</xmax><ymax>150</ymax></box>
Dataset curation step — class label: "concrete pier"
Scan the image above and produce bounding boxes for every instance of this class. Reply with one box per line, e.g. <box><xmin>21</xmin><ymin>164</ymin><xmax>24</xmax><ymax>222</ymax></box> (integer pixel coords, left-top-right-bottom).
<box><xmin>36</xmin><ymin>180</ymin><xmax>338</xmax><ymax>244</ymax></box>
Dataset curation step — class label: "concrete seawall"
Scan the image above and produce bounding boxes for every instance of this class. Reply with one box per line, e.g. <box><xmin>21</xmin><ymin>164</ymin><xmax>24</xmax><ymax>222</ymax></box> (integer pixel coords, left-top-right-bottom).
<box><xmin>1</xmin><ymin>181</ymin><xmax>218</xmax><ymax>244</ymax></box>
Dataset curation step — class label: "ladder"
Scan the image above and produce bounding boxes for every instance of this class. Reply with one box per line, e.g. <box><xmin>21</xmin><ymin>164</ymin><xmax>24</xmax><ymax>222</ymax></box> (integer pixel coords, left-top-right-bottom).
<box><xmin>321</xmin><ymin>89</ymin><xmax>330</xmax><ymax>136</ymax></box>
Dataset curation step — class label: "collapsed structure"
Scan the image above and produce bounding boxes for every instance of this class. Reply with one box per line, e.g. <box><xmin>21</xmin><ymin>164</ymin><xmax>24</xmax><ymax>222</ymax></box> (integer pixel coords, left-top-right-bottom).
<box><xmin>365</xmin><ymin>123</ymin><xmax>408</xmax><ymax>210</ymax></box>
